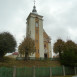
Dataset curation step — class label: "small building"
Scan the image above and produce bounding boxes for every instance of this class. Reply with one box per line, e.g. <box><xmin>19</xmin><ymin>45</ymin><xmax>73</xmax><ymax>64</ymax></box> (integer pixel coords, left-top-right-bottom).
<box><xmin>12</xmin><ymin>52</ymin><xmax>19</xmax><ymax>58</ymax></box>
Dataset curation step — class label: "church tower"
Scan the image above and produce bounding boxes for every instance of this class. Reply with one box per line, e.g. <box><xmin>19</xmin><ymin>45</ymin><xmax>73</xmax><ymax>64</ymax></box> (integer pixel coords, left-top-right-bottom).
<box><xmin>26</xmin><ymin>1</ymin><xmax>52</xmax><ymax>58</ymax></box>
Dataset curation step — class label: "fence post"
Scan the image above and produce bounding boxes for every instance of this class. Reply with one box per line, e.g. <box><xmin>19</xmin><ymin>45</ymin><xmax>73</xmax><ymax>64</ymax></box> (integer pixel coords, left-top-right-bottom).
<box><xmin>74</xmin><ymin>67</ymin><xmax>76</xmax><ymax>75</ymax></box>
<box><xmin>33</xmin><ymin>66</ymin><xmax>35</xmax><ymax>77</ymax></box>
<box><xmin>63</xmin><ymin>65</ymin><xmax>65</xmax><ymax>76</ymax></box>
<box><xmin>50</xmin><ymin>67</ymin><xmax>52</xmax><ymax>77</ymax></box>
<box><xmin>13</xmin><ymin>66</ymin><xmax>16</xmax><ymax>77</ymax></box>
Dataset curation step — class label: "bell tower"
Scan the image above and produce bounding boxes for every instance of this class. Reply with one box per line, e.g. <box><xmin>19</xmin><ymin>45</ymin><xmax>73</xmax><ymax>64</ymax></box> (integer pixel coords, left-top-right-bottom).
<box><xmin>26</xmin><ymin>1</ymin><xmax>44</xmax><ymax>58</ymax></box>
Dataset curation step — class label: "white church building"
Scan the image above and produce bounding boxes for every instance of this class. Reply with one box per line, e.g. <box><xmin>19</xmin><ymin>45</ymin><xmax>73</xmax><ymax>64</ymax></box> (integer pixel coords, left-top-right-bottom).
<box><xmin>25</xmin><ymin>3</ymin><xmax>52</xmax><ymax>58</ymax></box>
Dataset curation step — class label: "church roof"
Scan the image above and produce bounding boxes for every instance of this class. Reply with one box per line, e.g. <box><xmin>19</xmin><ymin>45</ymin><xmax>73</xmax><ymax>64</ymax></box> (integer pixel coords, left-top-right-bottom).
<box><xmin>32</xmin><ymin>0</ymin><xmax>38</xmax><ymax>14</ymax></box>
<box><xmin>27</xmin><ymin>13</ymin><xmax>43</xmax><ymax>20</ymax></box>
<box><xmin>12</xmin><ymin>52</ymin><xmax>19</xmax><ymax>55</ymax></box>
<box><xmin>27</xmin><ymin>1</ymin><xmax>43</xmax><ymax>20</ymax></box>
<box><xmin>32</xmin><ymin>5</ymin><xmax>38</xmax><ymax>14</ymax></box>
<box><xmin>43</xmin><ymin>30</ymin><xmax>51</xmax><ymax>42</ymax></box>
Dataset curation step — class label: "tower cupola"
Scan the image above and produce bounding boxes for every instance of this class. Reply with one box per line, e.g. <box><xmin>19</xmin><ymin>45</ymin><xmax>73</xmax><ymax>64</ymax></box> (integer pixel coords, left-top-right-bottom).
<box><xmin>32</xmin><ymin>0</ymin><xmax>38</xmax><ymax>14</ymax></box>
<box><xmin>32</xmin><ymin>5</ymin><xmax>37</xmax><ymax>13</ymax></box>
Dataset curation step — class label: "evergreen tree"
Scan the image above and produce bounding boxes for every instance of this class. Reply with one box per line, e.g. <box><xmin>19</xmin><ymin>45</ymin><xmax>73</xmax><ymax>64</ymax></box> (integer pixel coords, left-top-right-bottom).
<box><xmin>0</xmin><ymin>32</ymin><xmax>17</xmax><ymax>58</ymax></box>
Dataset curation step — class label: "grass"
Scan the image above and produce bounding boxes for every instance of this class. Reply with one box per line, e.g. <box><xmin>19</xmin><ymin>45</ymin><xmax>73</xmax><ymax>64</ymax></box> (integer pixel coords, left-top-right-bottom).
<box><xmin>0</xmin><ymin>56</ymin><xmax>61</xmax><ymax>67</ymax></box>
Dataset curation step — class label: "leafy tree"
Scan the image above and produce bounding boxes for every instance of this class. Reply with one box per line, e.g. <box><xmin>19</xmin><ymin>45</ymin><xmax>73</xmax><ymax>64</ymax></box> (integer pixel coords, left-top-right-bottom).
<box><xmin>0</xmin><ymin>32</ymin><xmax>17</xmax><ymax>58</ymax></box>
<box><xmin>18</xmin><ymin>37</ymin><xmax>35</xmax><ymax>60</ymax></box>
<box><xmin>53</xmin><ymin>39</ymin><xmax>77</xmax><ymax>66</ymax></box>
<box><xmin>65</xmin><ymin>40</ymin><xmax>77</xmax><ymax>54</ymax></box>
<box><xmin>61</xmin><ymin>50</ymin><xmax>76</xmax><ymax>66</ymax></box>
<box><xmin>61</xmin><ymin>40</ymin><xmax>77</xmax><ymax>66</ymax></box>
<box><xmin>53</xmin><ymin>39</ymin><xmax>65</xmax><ymax>59</ymax></box>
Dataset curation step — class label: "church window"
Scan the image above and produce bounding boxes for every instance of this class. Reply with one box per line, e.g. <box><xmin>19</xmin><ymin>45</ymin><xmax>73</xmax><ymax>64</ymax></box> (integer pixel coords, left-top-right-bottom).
<box><xmin>36</xmin><ymin>40</ymin><xmax>38</xmax><ymax>43</ymax></box>
<box><xmin>38</xmin><ymin>49</ymin><xmax>39</xmax><ymax>53</ymax></box>
<box><xmin>36</xmin><ymin>22</ymin><xmax>38</xmax><ymax>27</ymax></box>
<box><xmin>44</xmin><ymin>44</ymin><xmax>46</xmax><ymax>48</ymax></box>
<box><xmin>36</xmin><ymin>30</ymin><xmax>38</xmax><ymax>34</ymax></box>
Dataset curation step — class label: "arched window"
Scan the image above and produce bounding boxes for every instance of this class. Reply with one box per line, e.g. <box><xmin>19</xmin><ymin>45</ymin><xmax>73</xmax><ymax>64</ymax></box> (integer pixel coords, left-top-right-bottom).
<box><xmin>36</xmin><ymin>22</ymin><xmax>38</xmax><ymax>27</ymax></box>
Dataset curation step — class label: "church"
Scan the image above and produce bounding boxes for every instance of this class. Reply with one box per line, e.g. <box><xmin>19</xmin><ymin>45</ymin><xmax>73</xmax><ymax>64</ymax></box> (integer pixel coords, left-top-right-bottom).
<box><xmin>25</xmin><ymin>3</ymin><xmax>52</xmax><ymax>58</ymax></box>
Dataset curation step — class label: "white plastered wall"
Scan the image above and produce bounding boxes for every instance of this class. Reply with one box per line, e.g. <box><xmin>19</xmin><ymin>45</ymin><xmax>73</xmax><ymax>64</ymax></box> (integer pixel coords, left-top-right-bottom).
<box><xmin>39</xmin><ymin>19</ymin><xmax>44</xmax><ymax>58</ymax></box>
<box><xmin>27</xmin><ymin>16</ymin><xmax>35</xmax><ymax>57</ymax></box>
<box><xmin>26</xmin><ymin>13</ymin><xmax>44</xmax><ymax>58</ymax></box>
<box><xmin>48</xmin><ymin>42</ymin><xmax>52</xmax><ymax>58</ymax></box>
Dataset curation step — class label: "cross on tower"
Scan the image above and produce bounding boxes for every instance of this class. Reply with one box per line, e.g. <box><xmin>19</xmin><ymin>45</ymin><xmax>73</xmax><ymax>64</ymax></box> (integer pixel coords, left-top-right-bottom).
<box><xmin>34</xmin><ymin>0</ymin><xmax>36</xmax><ymax>5</ymax></box>
<box><xmin>32</xmin><ymin>0</ymin><xmax>37</xmax><ymax>13</ymax></box>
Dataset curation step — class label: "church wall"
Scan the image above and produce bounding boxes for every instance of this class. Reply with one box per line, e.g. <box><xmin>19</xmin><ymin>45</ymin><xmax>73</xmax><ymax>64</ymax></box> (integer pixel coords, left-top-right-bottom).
<box><xmin>26</xmin><ymin>22</ymin><xmax>28</xmax><ymax>36</ymax></box>
<box><xmin>35</xmin><ymin>18</ymin><xmax>40</xmax><ymax>58</ymax></box>
<box><xmin>48</xmin><ymin>42</ymin><xmax>52</xmax><ymax>58</ymax></box>
<box><xmin>47</xmin><ymin>43</ymin><xmax>49</xmax><ymax>58</ymax></box>
<box><xmin>19</xmin><ymin>3</ymin><xmax>52</xmax><ymax>58</ymax></box>
<box><xmin>26</xmin><ymin>20</ymin><xmax>30</xmax><ymax>37</ymax></box>
<box><xmin>39</xmin><ymin>19</ymin><xmax>44</xmax><ymax>57</ymax></box>
<box><xmin>27</xmin><ymin>16</ymin><xmax>35</xmax><ymax>57</ymax></box>
<box><xmin>26</xmin><ymin>13</ymin><xmax>51</xmax><ymax>58</ymax></box>
<box><xmin>44</xmin><ymin>41</ymin><xmax>49</xmax><ymax>58</ymax></box>
<box><xmin>35</xmin><ymin>27</ymin><xmax>40</xmax><ymax>58</ymax></box>
<box><xmin>29</xmin><ymin>17</ymin><xmax>35</xmax><ymax>40</ymax></box>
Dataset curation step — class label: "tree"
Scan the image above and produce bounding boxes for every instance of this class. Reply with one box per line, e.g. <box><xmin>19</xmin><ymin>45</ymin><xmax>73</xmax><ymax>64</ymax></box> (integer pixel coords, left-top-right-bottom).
<box><xmin>65</xmin><ymin>40</ymin><xmax>77</xmax><ymax>54</ymax></box>
<box><xmin>53</xmin><ymin>39</ymin><xmax>65</xmax><ymax>59</ymax></box>
<box><xmin>0</xmin><ymin>32</ymin><xmax>17</xmax><ymax>58</ymax></box>
<box><xmin>61</xmin><ymin>40</ymin><xmax>77</xmax><ymax>66</ymax></box>
<box><xmin>61</xmin><ymin>50</ymin><xmax>76</xmax><ymax>66</ymax></box>
<box><xmin>18</xmin><ymin>37</ymin><xmax>36</xmax><ymax>60</ymax></box>
<box><xmin>54</xmin><ymin>39</ymin><xmax>77</xmax><ymax>66</ymax></box>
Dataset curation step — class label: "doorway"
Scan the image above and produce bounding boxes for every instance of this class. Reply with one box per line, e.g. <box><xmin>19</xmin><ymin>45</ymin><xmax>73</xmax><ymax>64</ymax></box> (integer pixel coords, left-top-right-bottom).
<box><xmin>44</xmin><ymin>53</ymin><xmax>47</xmax><ymax>58</ymax></box>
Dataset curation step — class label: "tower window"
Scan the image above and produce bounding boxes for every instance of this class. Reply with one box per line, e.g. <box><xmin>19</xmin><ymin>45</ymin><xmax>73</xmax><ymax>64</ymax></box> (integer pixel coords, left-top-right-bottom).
<box><xmin>38</xmin><ymin>49</ymin><xmax>39</xmax><ymax>53</ymax></box>
<box><xmin>36</xmin><ymin>40</ymin><xmax>38</xmax><ymax>43</ymax></box>
<box><xmin>36</xmin><ymin>30</ymin><xmax>38</xmax><ymax>33</ymax></box>
<box><xmin>44</xmin><ymin>44</ymin><xmax>46</xmax><ymax>48</ymax></box>
<box><xmin>36</xmin><ymin>22</ymin><xmax>38</xmax><ymax>27</ymax></box>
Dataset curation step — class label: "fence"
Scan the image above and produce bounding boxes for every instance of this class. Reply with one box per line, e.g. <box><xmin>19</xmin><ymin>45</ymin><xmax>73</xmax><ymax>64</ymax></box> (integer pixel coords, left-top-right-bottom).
<box><xmin>0</xmin><ymin>66</ymin><xmax>77</xmax><ymax>77</ymax></box>
<box><xmin>16</xmin><ymin>57</ymin><xmax>60</xmax><ymax>61</ymax></box>
<box><xmin>0</xmin><ymin>67</ymin><xmax>13</xmax><ymax>77</ymax></box>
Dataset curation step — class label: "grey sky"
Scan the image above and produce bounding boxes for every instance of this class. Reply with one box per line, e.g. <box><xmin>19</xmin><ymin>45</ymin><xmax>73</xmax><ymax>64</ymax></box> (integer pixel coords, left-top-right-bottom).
<box><xmin>0</xmin><ymin>0</ymin><xmax>77</xmax><ymax>54</ymax></box>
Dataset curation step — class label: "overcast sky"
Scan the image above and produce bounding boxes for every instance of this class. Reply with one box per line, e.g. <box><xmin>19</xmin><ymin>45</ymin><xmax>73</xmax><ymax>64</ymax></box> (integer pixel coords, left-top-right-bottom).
<box><xmin>0</xmin><ymin>0</ymin><xmax>77</xmax><ymax>54</ymax></box>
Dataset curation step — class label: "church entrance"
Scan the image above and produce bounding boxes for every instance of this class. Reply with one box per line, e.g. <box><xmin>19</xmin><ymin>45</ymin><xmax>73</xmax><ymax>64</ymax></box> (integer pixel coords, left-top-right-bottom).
<box><xmin>44</xmin><ymin>53</ymin><xmax>47</xmax><ymax>58</ymax></box>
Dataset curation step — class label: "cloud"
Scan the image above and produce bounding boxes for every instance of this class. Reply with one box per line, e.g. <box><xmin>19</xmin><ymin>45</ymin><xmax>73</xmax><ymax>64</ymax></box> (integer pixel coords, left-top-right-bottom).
<box><xmin>40</xmin><ymin>0</ymin><xmax>77</xmax><ymax>44</ymax></box>
<box><xmin>0</xmin><ymin>0</ymin><xmax>77</xmax><ymax>54</ymax></box>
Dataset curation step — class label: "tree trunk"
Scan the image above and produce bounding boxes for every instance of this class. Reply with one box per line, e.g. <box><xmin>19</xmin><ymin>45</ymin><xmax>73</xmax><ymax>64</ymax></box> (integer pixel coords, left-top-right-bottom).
<box><xmin>25</xmin><ymin>52</ymin><xmax>28</xmax><ymax>60</ymax></box>
<box><xmin>0</xmin><ymin>56</ymin><xmax>4</xmax><ymax>62</ymax></box>
<box><xmin>59</xmin><ymin>51</ymin><xmax>62</xmax><ymax>60</ymax></box>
